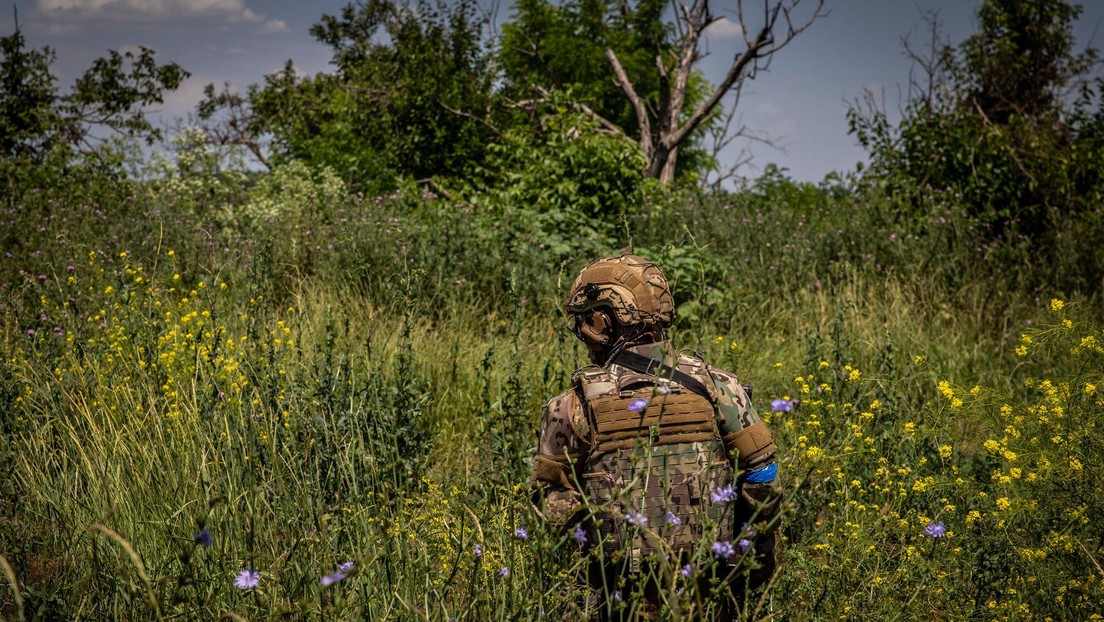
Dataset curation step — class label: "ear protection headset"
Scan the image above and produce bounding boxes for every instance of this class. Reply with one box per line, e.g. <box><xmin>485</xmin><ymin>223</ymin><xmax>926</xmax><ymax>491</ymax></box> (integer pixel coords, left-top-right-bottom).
<box><xmin>576</xmin><ymin>309</ymin><xmax>613</xmax><ymax>345</ymax></box>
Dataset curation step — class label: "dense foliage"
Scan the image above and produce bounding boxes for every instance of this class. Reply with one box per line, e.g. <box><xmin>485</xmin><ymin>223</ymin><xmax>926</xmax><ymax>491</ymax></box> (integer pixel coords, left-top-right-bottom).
<box><xmin>850</xmin><ymin>0</ymin><xmax>1104</xmax><ymax>257</ymax></box>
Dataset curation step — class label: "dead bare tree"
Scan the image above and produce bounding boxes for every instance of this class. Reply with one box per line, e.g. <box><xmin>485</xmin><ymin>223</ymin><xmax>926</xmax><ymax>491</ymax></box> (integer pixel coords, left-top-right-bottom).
<box><xmin>605</xmin><ymin>0</ymin><xmax>825</xmax><ymax>183</ymax></box>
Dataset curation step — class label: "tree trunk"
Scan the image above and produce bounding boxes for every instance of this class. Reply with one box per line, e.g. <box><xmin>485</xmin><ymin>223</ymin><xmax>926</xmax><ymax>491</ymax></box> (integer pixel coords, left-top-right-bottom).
<box><xmin>657</xmin><ymin>145</ymin><xmax>679</xmax><ymax>184</ymax></box>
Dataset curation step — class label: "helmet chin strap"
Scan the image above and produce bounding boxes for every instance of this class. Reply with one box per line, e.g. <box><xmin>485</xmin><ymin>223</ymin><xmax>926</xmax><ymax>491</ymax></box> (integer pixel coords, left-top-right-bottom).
<box><xmin>601</xmin><ymin>322</ymin><xmax>647</xmax><ymax>367</ymax></box>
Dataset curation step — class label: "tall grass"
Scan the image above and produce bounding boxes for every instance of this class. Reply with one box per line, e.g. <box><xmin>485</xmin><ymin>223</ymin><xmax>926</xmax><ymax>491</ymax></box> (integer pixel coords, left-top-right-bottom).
<box><xmin>1</xmin><ymin>171</ymin><xmax>1101</xmax><ymax>619</ymax></box>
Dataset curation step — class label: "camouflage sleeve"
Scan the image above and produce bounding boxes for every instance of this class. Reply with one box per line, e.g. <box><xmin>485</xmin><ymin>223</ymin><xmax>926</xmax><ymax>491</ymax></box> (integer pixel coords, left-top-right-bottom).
<box><xmin>708</xmin><ymin>366</ymin><xmax>783</xmax><ymax>590</ymax></box>
<box><xmin>530</xmin><ymin>388</ymin><xmax>588</xmax><ymax>527</ymax></box>
<box><xmin>707</xmin><ymin>367</ymin><xmax>760</xmax><ymax>436</ymax></box>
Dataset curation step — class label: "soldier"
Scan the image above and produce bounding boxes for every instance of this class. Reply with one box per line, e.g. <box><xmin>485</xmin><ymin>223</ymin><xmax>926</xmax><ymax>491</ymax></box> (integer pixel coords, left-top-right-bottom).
<box><xmin>531</xmin><ymin>253</ymin><xmax>782</xmax><ymax>620</ymax></box>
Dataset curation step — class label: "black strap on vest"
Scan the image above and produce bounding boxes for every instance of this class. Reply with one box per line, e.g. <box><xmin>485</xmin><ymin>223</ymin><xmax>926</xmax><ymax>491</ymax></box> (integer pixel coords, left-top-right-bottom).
<box><xmin>612</xmin><ymin>350</ymin><xmax>713</xmax><ymax>402</ymax></box>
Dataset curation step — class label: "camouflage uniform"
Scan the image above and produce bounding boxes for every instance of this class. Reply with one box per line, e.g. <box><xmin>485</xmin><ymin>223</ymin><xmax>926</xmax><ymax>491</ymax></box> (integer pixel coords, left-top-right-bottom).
<box><xmin>532</xmin><ymin>253</ymin><xmax>782</xmax><ymax>619</ymax></box>
<box><xmin>532</xmin><ymin>341</ymin><xmax>782</xmax><ymax>617</ymax></box>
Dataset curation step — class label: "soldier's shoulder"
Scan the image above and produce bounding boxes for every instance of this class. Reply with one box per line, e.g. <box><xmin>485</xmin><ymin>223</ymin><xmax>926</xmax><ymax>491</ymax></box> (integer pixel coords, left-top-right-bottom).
<box><xmin>705</xmin><ymin>364</ymin><xmax>742</xmax><ymax>386</ymax></box>
<box><xmin>543</xmin><ymin>386</ymin><xmax>578</xmax><ymax>413</ymax></box>
<box><xmin>542</xmin><ymin>384</ymin><xmax>589</xmax><ymax>442</ymax></box>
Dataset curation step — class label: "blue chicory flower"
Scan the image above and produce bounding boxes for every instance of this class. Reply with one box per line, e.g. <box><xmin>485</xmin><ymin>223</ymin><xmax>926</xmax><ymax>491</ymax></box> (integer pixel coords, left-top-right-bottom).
<box><xmin>321</xmin><ymin>571</ymin><xmax>346</xmax><ymax>586</ymax></box>
<box><xmin>628</xmin><ymin>398</ymin><xmax>648</xmax><ymax>412</ymax></box>
<box><xmin>710</xmin><ymin>485</ymin><xmax>736</xmax><ymax>504</ymax></box>
<box><xmin>770</xmin><ymin>399</ymin><xmax>793</xmax><ymax>413</ymax></box>
<box><xmin>924</xmin><ymin>521</ymin><xmax>946</xmax><ymax>538</ymax></box>
<box><xmin>234</xmin><ymin>569</ymin><xmax>260</xmax><ymax>590</ymax></box>
<box><xmin>712</xmin><ymin>541</ymin><xmax>735</xmax><ymax>559</ymax></box>
<box><xmin>573</xmin><ymin>523</ymin><xmax>587</xmax><ymax>546</ymax></box>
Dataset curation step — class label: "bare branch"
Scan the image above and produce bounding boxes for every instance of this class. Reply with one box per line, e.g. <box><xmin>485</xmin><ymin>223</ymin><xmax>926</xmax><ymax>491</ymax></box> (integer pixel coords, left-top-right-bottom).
<box><xmin>668</xmin><ymin>0</ymin><xmax>824</xmax><ymax>150</ymax></box>
<box><xmin>604</xmin><ymin>49</ymin><xmax>653</xmax><ymax>156</ymax></box>
<box><xmin>439</xmin><ymin>101</ymin><xmax>503</xmax><ymax>139</ymax></box>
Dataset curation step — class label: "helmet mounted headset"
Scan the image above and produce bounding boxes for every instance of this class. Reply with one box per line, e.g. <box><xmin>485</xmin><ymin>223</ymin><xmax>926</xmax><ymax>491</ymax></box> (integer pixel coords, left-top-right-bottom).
<box><xmin>566</xmin><ymin>254</ymin><xmax>675</xmax><ymax>364</ymax></box>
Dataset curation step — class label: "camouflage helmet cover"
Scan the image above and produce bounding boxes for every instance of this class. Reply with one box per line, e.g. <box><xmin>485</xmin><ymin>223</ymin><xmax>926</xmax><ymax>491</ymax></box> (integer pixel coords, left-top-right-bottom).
<box><xmin>566</xmin><ymin>253</ymin><xmax>675</xmax><ymax>329</ymax></box>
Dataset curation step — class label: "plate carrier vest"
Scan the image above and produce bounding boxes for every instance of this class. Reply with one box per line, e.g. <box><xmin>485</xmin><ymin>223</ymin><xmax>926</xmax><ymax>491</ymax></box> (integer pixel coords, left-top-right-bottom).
<box><xmin>575</xmin><ymin>355</ymin><xmax>734</xmax><ymax>560</ymax></box>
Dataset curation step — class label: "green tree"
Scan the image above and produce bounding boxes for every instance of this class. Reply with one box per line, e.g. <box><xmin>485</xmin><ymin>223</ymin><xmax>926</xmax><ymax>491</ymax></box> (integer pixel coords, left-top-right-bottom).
<box><xmin>850</xmin><ymin>0</ymin><xmax>1103</xmax><ymax>238</ymax></box>
<box><xmin>205</xmin><ymin>0</ymin><xmax>499</xmax><ymax>190</ymax></box>
<box><xmin>0</xmin><ymin>21</ymin><xmax>59</xmax><ymax>161</ymax></box>
<box><xmin>1</xmin><ymin>17</ymin><xmax>188</xmax><ymax>203</ymax></box>
<box><xmin>0</xmin><ymin>22</ymin><xmax>187</xmax><ymax>165</ymax></box>
<box><xmin>501</xmin><ymin>0</ymin><xmax>824</xmax><ymax>183</ymax></box>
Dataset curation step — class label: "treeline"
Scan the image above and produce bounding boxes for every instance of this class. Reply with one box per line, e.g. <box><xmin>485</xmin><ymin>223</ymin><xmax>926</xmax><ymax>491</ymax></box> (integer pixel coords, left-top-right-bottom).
<box><xmin>2</xmin><ymin>0</ymin><xmax>1103</xmax><ymax>301</ymax></box>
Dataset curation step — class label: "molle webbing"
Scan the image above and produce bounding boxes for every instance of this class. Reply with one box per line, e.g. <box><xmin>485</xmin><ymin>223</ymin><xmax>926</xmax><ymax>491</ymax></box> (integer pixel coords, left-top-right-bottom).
<box><xmin>577</xmin><ymin>264</ymin><xmax>658</xmax><ymax>314</ymax></box>
<box><xmin>588</xmin><ymin>391</ymin><xmax>716</xmax><ymax>453</ymax></box>
<box><xmin>723</xmin><ymin>421</ymin><xmax>776</xmax><ymax>468</ymax></box>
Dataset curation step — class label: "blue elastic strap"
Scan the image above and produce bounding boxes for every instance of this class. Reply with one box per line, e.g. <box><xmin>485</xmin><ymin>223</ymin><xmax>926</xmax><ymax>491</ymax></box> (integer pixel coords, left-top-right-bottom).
<box><xmin>743</xmin><ymin>463</ymin><xmax>777</xmax><ymax>484</ymax></box>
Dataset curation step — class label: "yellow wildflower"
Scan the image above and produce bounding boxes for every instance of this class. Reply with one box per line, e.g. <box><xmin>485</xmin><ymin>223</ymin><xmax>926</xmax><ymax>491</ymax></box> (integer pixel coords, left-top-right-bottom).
<box><xmin>1050</xmin><ymin>298</ymin><xmax>1064</xmax><ymax>312</ymax></box>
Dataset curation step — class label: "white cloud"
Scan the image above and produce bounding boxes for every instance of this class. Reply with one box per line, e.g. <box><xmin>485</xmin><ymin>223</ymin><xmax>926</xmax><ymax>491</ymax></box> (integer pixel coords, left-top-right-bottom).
<box><xmin>259</xmin><ymin>19</ymin><xmax>288</xmax><ymax>34</ymax></box>
<box><xmin>704</xmin><ymin>17</ymin><xmax>743</xmax><ymax>40</ymax></box>
<box><xmin>154</xmin><ymin>73</ymin><xmax>213</xmax><ymax>121</ymax></box>
<box><xmin>36</xmin><ymin>0</ymin><xmax>265</xmax><ymax>22</ymax></box>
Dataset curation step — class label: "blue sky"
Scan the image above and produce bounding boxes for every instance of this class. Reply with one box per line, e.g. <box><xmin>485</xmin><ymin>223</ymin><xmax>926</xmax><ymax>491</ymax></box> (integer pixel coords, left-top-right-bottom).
<box><xmin>4</xmin><ymin>0</ymin><xmax>1103</xmax><ymax>182</ymax></box>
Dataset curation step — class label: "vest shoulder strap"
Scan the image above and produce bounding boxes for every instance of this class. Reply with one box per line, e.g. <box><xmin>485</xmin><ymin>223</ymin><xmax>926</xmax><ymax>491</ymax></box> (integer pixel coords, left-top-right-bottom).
<box><xmin>612</xmin><ymin>350</ymin><xmax>714</xmax><ymax>402</ymax></box>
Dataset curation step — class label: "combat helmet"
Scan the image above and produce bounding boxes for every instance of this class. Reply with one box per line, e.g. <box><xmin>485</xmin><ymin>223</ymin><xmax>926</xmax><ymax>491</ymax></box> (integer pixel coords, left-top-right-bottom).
<box><xmin>566</xmin><ymin>253</ymin><xmax>674</xmax><ymax>346</ymax></box>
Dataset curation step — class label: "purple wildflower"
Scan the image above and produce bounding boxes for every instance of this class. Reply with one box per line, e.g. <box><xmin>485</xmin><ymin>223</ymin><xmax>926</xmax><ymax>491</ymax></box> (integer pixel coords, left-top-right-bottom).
<box><xmin>710</xmin><ymin>485</ymin><xmax>736</xmax><ymax>504</ymax></box>
<box><xmin>770</xmin><ymin>399</ymin><xmax>793</xmax><ymax>413</ymax></box>
<box><xmin>234</xmin><ymin>569</ymin><xmax>260</xmax><ymax>590</ymax></box>
<box><xmin>712</xmin><ymin>541</ymin><xmax>735</xmax><ymax>559</ymax></box>
<box><xmin>473</xmin><ymin>544</ymin><xmax>482</xmax><ymax>558</ymax></box>
<box><xmin>498</xmin><ymin>566</ymin><xmax>509</xmax><ymax>578</ymax></box>
<box><xmin>515</xmin><ymin>527</ymin><xmax>528</xmax><ymax>540</ymax></box>
<box><xmin>573</xmin><ymin>523</ymin><xmax>587</xmax><ymax>546</ymax></box>
<box><xmin>612</xmin><ymin>590</ymin><xmax>623</xmax><ymax>602</ymax></box>
<box><xmin>338</xmin><ymin>561</ymin><xmax>354</xmax><ymax>574</ymax></box>
<box><xmin>664</xmin><ymin>511</ymin><xmax>681</xmax><ymax>526</ymax></box>
<box><xmin>924</xmin><ymin>521</ymin><xmax>946</xmax><ymax>538</ymax></box>
<box><xmin>194</xmin><ymin>527</ymin><xmax>212</xmax><ymax>548</ymax></box>
<box><xmin>738</xmin><ymin>538</ymin><xmax>753</xmax><ymax>552</ymax></box>
<box><xmin>656</xmin><ymin>385</ymin><xmax>671</xmax><ymax>396</ymax></box>
<box><xmin>679</xmin><ymin>564</ymin><xmax>693</xmax><ymax>577</ymax></box>
<box><xmin>628</xmin><ymin>398</ymin><xmax>648</xmax><ymax>412</ymax></box>
<box><xmin>321</xmin><ymin>571</ymin><xmax>346</xmax><ymax>586</ymax></box>
<box><xmin>625</xmin><ymin>510</ymin><xmax>648</xmax><ymax>526</ymax></box>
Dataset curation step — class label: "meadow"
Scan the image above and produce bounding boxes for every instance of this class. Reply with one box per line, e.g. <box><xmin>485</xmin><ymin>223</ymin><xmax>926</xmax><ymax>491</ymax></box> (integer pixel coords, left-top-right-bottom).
<box><xmin>1</xmin><ymin>161</ymin><xmax>1102</xmax><ymax>620</ymax></box>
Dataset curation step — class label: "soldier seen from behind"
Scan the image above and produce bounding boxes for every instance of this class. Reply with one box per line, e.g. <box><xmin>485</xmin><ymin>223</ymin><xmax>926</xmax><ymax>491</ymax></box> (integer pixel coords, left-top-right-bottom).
<box><xmin>531</xmin><ymin>253</ymin><xmax>783</xmax><ymax>621</ymax></box>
